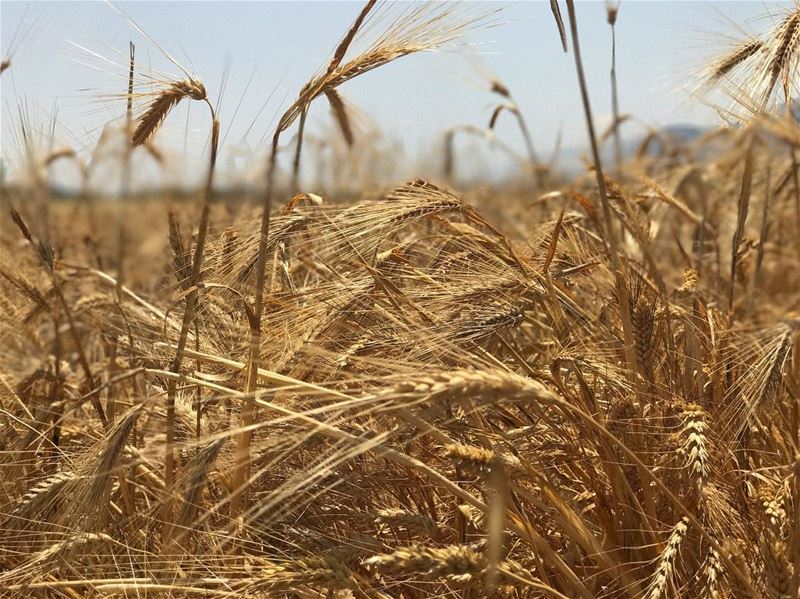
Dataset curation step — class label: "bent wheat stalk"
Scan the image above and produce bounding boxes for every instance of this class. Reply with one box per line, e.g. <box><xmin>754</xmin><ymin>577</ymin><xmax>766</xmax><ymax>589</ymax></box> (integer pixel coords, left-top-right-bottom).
<box><xmin>162</xmin><ymin>97</ymin><xmax>220</xmax><ymax>543</ymax></box>
<box><xmin>231</xmin><ymin>0</ymin><xmax>489</xmax><ymax>518</ymax></box>
<box><xmin>489</xmin><ymin>101</ymin><xmax>541</xmax><ymax>186</ymax></box>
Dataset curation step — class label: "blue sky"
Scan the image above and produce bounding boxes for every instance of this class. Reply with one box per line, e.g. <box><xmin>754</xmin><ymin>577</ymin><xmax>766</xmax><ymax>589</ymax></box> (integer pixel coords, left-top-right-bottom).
<box><xmin>0</xmin><ymin>1</ymin><xmax>792</xmax><ymax>187</ymax></box>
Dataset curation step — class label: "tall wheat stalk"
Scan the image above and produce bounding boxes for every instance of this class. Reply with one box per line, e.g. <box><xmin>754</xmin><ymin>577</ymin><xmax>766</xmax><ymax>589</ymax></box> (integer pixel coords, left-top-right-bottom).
<box><xmin>607</xmin><ymin>1</ymin><xmax>623</xmax><ymax>173</ymax></box>
<box><xmin>159</xmin><ymin>87</ymin><xmax>220</xmax><ymax>542</ymax></box>
<box><xmin>106</xmin><ymin>41</ymin><xmax>137</xmax><ymax>426</ymax></box>
<box><xmin>230</xmin><ymin>0</ymin><xmax>490</xmax><ymax>517</ymax></box>
<box><xmin>560</xmin><ymin>0</ymin><xmax>638</xmax><ymax>376</ymax></box>
<box><xmin>231</xmin><ymin>0</ymin><xmax>381</xmax><ymax>519</ymax></box>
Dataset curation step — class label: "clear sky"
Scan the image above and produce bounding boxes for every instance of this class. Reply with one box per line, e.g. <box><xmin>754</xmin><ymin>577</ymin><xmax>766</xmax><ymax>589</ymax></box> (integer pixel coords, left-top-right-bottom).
<box><xmin>0</xmin><ymin>1</ymin><xmax>792</xmax><ymax>188</ymax></box>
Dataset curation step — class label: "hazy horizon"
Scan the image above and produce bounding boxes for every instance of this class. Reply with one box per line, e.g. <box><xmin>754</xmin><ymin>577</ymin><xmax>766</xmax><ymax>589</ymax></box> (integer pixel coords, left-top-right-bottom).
<box><xmin>1</xmin><ymin>1</ymin><xmax>793</xmax><ymax>190</ymax></box>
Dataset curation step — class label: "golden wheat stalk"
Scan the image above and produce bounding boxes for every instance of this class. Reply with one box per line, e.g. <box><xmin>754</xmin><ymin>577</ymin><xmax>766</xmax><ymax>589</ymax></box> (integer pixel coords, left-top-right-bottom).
<box><xmin>131</xmin><ymin>78</ymin><xmax>207</xmax><ymax>146</ymax></box>
<box><xmin>232</xmin><ymin>0</ymin><xmax>493</xmax><ymax>519</ymax></box>
<box><xmin>162</xmin><ymin>116</ymin><xmax>220</xmax><ymax>543</ymax></box>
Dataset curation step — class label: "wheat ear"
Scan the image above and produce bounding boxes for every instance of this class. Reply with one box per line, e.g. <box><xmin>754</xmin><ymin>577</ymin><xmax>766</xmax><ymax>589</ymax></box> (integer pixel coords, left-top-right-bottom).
<box><xmin>131</xmin><ymin>78</ymin><xmax>207</xmax><ymax>146</ymax></box>
<box><xmin>647</xmin><ymin>518</ymin><xmax>689</xmax><ymax>599</ymax></box>
<box><xmin>709</xmin><ymin>39</ymin><xmax>764</xmax><ymax>82</ymax></box>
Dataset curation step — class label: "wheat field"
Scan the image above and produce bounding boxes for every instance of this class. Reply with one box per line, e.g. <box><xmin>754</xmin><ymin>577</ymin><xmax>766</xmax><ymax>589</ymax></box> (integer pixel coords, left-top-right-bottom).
<box><xmin>2</xmin><ymin>1</ymin><xmax>800</xmax><ymax>598</ymax></box>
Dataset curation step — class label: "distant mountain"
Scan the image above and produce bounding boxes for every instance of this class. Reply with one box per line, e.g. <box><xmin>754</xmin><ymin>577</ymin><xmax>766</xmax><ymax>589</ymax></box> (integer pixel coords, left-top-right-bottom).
<box><xmin>557</xmin><ymin>123</ymin><xmax>709</xmax><ymax>172</ymax></box>
<box><xmin>655</xmin><ymin>124</ymin><xmax>708</xmax><ymax>144</ymax></box>
<box><xmin>620</xmin><ymin>123</ymin><xmax>709</xmax><ymax>159</ymax></box>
